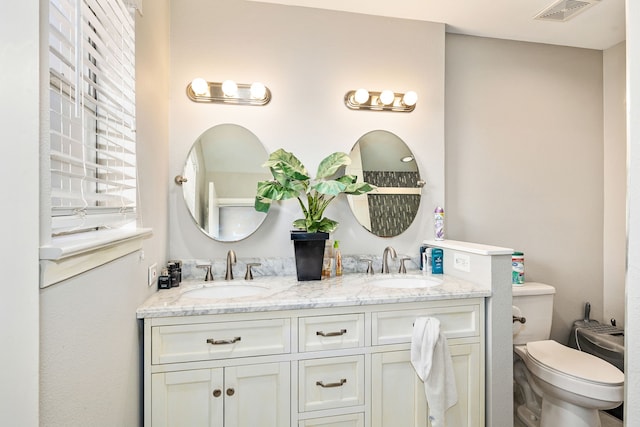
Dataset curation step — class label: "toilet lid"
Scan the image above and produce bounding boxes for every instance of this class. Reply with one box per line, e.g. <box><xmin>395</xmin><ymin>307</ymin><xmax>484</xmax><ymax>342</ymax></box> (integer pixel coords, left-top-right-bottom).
<box><xmin>526</xmin><ymin>340</ymin><xmax>624</xmax><ymax>385</ymax></box>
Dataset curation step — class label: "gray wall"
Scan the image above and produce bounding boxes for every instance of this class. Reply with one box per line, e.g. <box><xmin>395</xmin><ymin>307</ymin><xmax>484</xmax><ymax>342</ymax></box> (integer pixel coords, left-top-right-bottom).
<box><xmin>445</xmin><ymin>34</ymin><xmax>608</xmax><ymax>342</ymax></box>
<box><xmin>626</xmin><ymin>0</ymin><xmax>640</xmax><ymax>416</ymax></box>
<box><xmin>38</xmin><ymin>2</ymin><xmax>171</xmax><ymax>426</ymax></box>
<box><xmin>603</xmin><ymin>41</ymin><xmax>626</xmax><ymax>329</ymax></box>
<box><xmin>168</xmin><ymin>0</ymin><xmax>446</xmax><ymax>264</ymax></box>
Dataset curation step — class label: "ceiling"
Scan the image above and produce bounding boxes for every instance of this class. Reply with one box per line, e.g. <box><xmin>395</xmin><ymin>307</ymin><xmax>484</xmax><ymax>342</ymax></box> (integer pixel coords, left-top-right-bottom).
<box><xmin>249</xmin><ymin>0</ymin><xmax>625</xmax><ymax>50</ymax></box>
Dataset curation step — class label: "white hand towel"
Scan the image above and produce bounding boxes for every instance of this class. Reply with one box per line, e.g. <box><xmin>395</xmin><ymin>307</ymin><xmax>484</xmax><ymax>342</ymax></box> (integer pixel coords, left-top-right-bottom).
<box><xmin>411</xmin><ymin>317</ymin><xmax>458</xmax><ymax>427</ymax></box>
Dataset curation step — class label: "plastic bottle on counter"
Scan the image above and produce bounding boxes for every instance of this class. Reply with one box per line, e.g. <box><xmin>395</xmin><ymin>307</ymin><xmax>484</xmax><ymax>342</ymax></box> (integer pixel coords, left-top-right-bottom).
<box><xmin>512</xmin><ymin>252</ymin><xmax>525</xmax><ymax>285</ymax></box>
<box><xmin>334</xmin><ymin>240</ymin><xmax>343</xmax><ymax>276</ymax></box>
<box><xmin>431</xmin><ymin>248</ymin><xmax>443</xmax><ymax>274</ymax></box>
<box><xmin>434</xmin><ymin>206</ymin><xmax>445</xmax><ymax>241</ymax></box>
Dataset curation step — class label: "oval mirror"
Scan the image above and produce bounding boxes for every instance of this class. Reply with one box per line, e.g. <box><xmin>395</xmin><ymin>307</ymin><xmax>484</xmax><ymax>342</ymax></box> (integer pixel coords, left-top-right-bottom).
<box><xmin>346</xmin><ymin>130</ymin><xmax>422</xmax><ymax>237</ymax></box>
<box><xmin>180</xmin><ymin>124</ymin><xmax>271</xmax><ymax>242</ymax></box>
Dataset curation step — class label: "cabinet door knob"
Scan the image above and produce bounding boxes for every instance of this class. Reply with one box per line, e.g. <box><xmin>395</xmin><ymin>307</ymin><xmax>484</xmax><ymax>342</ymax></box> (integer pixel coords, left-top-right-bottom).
<box><xmin>316</xmin><ymin>329</ymin><xmax>347</xmax><ymax>337</ymax></box>
<box><xmin>226</xmin><ymin>388</ymin><xmax>235</xmax><ymax>396</ymax></box>
<box><xmin>212</xmin><ymin>389</ymin><xmax>222</xmax><ymax>398</ymax></box>
<box><xmin>315</xmin><ymin>378</ymin><xmax>347</xmax><ymax>388</ymax></box>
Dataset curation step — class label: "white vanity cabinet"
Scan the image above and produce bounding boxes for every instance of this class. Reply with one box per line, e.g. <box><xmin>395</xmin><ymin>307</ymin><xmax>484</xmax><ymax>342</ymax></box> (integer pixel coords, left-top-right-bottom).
<box><xmin>151</xmin><ymin>362</ymin><xmax>290</xmax><ymax>427</ymax></box>
<box><xmin>143</xmin><ymin>299</ymin><xmax>484</xmax><ymax>427</ymax></box>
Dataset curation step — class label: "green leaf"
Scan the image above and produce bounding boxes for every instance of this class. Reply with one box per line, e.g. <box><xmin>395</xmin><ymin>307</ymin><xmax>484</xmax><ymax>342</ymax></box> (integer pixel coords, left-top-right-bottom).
<box><xmin>254</xmin><ymin>196</ymin><xmax>272</xmax><ymax>213</ymax></box>
<box><xmin>256</xmin><ymin>180</ymin><xmax>299</xmax><ymax>201</ymax></box>
<box><xmin>264</xmin><ymin>149</ymin><xmax>310</xmax><ymax>181</ymax></box>
<box><xmin>316</xmin><ymin>218</ymin><xmax>338</xmax><ymax>233</ymax></box>
<box><xmin>313</xmin><ymin>180</ymin><xmax>347</xmax><ymax>196</ymax></box>
<box><xmin>292</xmin><ymin>219</ymin><xmax>307</xmax><ymax>230</ymax></box>
<box><xmin>344</xmin><ymin>182</ymin><xmax>377</xmax><ymax>195</ymax></box>
<box><xmin>316</xmin><ymin>152</ymin><xmax>351</xmax><ymax>179</ymax></box>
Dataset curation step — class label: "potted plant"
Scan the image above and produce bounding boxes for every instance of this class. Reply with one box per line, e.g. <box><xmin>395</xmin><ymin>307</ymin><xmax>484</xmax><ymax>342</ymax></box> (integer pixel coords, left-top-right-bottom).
<box><xmin>255</xmin><ymin>148</ymin><xmax>375</xmax><ymax>280</ymax></box>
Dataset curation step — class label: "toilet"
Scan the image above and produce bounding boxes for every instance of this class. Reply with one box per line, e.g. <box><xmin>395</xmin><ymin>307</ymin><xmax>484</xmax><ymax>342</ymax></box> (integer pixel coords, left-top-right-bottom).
<box><xmin>512</xmin><ymin>282</ymin><xmax>624</xmax><ymax>427</ymax></box>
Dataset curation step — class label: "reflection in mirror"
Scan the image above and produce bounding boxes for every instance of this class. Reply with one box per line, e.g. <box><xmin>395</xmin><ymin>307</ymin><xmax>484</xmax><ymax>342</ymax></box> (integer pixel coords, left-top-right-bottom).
<box><xmin>346</xmin><ymin>130</ymin><xmax>422</xmax><ymax>237</ymax></box>
<box><xmin>181</xmin><ymin>124</ymin><xmax>271</xmax><ymax>242</ymax></box>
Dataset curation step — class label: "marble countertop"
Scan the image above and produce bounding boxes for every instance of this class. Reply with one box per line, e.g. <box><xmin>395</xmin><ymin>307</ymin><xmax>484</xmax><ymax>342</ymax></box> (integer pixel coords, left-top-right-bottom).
<box><xmin>136</xmin><ymin>272</ymin><xmax>491</xmax><ymax>318</ymax></box>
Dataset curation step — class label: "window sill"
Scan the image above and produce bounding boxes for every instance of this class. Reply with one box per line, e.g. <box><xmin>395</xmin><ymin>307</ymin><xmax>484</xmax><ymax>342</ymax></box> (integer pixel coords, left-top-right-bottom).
<box><xmin>39</xmin><ymin>227</ymin><xmax>153</xmax><ymax>288</ymax></box>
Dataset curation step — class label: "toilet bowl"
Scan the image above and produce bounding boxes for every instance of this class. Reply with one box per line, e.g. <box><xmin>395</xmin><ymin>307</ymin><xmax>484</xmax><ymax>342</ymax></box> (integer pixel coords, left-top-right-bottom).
<box><xmin>514</xmin><ymin>340</ymin><xmax>623</xmax><ymax>427</ymax></box>
<box><xmin>512</xmin><ymin>283</ymin><xmax>624</xmax><ymax>427</ymax></box>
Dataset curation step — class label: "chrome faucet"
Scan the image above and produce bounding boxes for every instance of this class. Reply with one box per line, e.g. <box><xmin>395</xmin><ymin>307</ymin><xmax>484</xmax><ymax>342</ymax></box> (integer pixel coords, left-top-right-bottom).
<box><xmin>381</xmin><ymin>246</ymin><xmax>397</xmax><ymax>274</ymax></box>
<box><xmin>225</xmin><ymin>250</ymin><xmax>237</xmax><ymax>280</ymax></box>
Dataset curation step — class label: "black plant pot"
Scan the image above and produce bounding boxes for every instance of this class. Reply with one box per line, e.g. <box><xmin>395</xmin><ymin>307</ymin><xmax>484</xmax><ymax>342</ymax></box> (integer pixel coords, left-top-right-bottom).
<box><xmin>290</xmin><ymin>231</ymin><xmax>329</xmax><ymax>281</ymax></box>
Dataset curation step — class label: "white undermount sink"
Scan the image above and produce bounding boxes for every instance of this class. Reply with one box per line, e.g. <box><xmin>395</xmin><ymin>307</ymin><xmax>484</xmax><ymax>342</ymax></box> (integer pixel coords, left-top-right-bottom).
<box><xmin>369</xmin><ymin>276</ymin><xmax>443</xmax><ymax>289</ymax></box>
<box><xmin>182</xmin><ymin>283</ymin><xmax>268</xmax><ymax>299</ymax></box>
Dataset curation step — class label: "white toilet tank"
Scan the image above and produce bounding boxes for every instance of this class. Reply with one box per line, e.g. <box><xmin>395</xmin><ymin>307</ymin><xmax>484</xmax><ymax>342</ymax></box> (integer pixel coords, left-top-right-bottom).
<box><xmin>512</xmin><ymin>282</ymin><xmax>556</xmax><ymax>345</ymax></box>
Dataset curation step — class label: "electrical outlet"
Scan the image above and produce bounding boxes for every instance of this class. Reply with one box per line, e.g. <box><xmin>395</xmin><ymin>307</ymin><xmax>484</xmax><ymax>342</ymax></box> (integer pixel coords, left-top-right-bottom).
<box><xmin>453</xmin><ymin>253</ymin><xmax>471</xmax><ymax>272</ymax></box>
<box><xmin>148</xmin><ymin>263</ymin><xmax>157</xmax><ymax>286</ymax></box>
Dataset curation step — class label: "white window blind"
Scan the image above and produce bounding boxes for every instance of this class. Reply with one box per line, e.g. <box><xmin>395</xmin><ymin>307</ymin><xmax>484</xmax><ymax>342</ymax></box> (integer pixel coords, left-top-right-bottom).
<box><xmin>47</xmin><ymin>0</ymin><xmax>136</xmax><ymax>236</ymax></box>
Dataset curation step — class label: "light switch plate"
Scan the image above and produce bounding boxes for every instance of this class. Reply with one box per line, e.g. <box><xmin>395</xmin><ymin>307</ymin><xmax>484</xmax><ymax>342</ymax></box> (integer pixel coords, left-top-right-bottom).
<box><xmin>148</xmin><ymin>263</ymin><xmax>157</xmax><ymax>286</ymax></box>
<box><xmin>453</xmin><ymin>253</ymin><xmax>471</xmax><ymax>272</ymax></box>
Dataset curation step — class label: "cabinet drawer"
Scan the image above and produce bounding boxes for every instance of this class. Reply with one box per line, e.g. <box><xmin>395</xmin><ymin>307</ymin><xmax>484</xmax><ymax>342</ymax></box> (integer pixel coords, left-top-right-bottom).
<box><xmin>299</xmin><ymin>314</ymin><xmax>364</xmax><ymax>352</ymax></box>
<box><xmin>299</xmin><ymin>413</ymin><xmax>364</xmax><ymax>427</ymax></box>
<box><xmin>372</xmin><ymin>304</ymin><xmax>479</xmax><ymax>345</ymax></box>
<box><xmin>152</xmin><ymin>318</ymin><xmax>290</xmax><ymax>364</ymax></box>
<box><xmin>299</xmin><ymin>355</ymin><xmax>365</xmax><ymax>412</ymax></box>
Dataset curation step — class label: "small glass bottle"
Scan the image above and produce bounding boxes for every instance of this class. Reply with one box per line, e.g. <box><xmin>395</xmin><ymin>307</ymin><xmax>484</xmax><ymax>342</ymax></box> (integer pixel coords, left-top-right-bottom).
<box><xmin>322</xmin><ymin>240</ymin><xmax>334</xmax><ymax>278</ymax></box>
<box><xmin>334</xmin><ymin>240</ymin><xmax>342</xmax><ymax>276</ymax></box>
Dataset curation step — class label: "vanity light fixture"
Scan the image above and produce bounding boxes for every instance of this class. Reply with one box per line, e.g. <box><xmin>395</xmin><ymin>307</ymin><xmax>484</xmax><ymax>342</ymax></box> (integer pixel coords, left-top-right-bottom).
<box><xmin>186</xmin><ymin>78</ymin><xmax>272</xmax><ymax>106</ymax></box>
<box><xmin>344</xmin><ymin>88</ymin><xmax>418</xmax><ymax>112</ymax></box>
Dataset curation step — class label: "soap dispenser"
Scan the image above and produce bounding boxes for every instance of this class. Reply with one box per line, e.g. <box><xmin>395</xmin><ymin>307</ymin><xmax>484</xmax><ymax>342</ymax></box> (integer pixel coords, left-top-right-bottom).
<box><xmin>334</xmin><ymin>240</ymin><xmax>342</xmax><ymax>276</ymax></box>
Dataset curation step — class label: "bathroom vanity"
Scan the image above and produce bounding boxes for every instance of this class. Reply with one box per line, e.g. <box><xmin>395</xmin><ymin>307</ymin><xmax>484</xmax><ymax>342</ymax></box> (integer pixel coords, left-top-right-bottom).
<box><xmin>137</xmin><ymin>273</ymin><xmax>489</xmax><ymax>427</ymax></box>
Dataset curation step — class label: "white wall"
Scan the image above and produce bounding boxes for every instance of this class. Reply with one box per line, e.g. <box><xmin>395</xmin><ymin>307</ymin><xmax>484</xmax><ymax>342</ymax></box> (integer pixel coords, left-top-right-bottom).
<box><xmin>603</xmin><ymin>41</ymin><xmax>627</xmax><ymax>329</ymax></box>
<box><xmin>625</xmin><ymin>0</ymin><xmax>640</xmax><ymax>418</ymax></box>
<box><xmin>168</xmin><ymin>0</ymin><xmax>446</xmax><ymax>264</ymax></box>
<box><xmin>0</xmin><ymin>0</ymin><xmax>40</xmax><ymax>425</ymax></box>
<box><xmin>445</xmin><ymin>34</ymin><xmax>606</xmax><ymax>342</ymax></box>
<box><xmin>38</xmin><ymin>1</ymin><xmax>171</xmax><ymax>426</ymax></box>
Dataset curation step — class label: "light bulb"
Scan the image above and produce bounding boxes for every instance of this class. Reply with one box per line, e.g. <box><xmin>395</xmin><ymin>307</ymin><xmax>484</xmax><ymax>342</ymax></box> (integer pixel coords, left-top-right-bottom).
<box><xmin>190</xmin><ymin>78</ymin><xmax>209</xmax><ymax>96</ymax></box>
<box><xmin>221</xmin><ymin>80</ymin><xmax>238</xmax><ymax>97</ymax></box>
<box><xmin>379</xmin><ymin>90</ymin><xmax>395</xmax><ymax>106</ymax></box>
<box><xmin>250</xmin><ymin>82</ymin><xmax>267</xmax><ymax>100</ymax></box>
<box><xmin>354</xmin><ymin>88</ymin><xmax>369</xmax><ymax>104</ymax></box>
<box><xmin>402</xmin><ymin>91</ymin><xmax>418</xmax><ymax>107</ymax></box>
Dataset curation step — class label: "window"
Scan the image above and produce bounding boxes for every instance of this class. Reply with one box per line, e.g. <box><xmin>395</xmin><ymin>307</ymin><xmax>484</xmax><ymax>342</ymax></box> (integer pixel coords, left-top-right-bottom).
<box><xmin>41</xmin><ymin>0</ymin><xmax>149</xmax><ymax>287</ymax></box>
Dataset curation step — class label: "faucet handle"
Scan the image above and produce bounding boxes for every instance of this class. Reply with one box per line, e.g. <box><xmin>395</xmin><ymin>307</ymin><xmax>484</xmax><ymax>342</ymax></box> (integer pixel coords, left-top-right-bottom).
<box><xmin>398</xmin><ymin>257</ymin><xmax>411</xmax><ymax>274</ymax></box>
<box><xmin>362</xmin><ymin>259</ymin><xmax>374</xmax><ymax>275</ymax></box>
<box><xmin>244</xmin><ymin>263</ymin><xmax>261</xmax><ymax>280</ymax></box>
<box><xmin>197</xmin><ymin>264</ymin><xmax>213</xmax><ymax>281</ymax></box>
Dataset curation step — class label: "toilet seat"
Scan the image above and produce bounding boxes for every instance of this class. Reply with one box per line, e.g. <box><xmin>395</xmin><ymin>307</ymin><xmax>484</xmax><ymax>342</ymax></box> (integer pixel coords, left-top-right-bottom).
<box><xmin>522</xmin><ymin>340</ymin><xmax>624</xmax><ymax>402</ymax></box>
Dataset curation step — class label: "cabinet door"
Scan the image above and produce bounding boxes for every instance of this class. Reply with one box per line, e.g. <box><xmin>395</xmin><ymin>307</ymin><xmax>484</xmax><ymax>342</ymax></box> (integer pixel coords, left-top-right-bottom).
<box><xmin>371</xmin><ymin>344</ymin><xmax>482</xmax><ymax>427</ymax></box>
<box><xmin>371</xmin><ymin>351</ymin><xmax>428</xmax><ymax>427</ymax></box>
<box><xmin>151</xmin><ymin>368</ymin><xmax>223</xmax><ymax>427</ymax></box>
<box><xmin>224</xmin><ymin>362</ymin><xmax>290</xmax><ymax>427</ymax></box>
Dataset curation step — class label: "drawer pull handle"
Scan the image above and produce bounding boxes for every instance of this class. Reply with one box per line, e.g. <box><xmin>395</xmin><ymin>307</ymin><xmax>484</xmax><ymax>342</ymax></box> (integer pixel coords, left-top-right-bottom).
<box><xmin>212</xmin><ymin>389</ymin><xmax>222</xmax><ymax>398</ymax></box>
<box><xmin>206</xmin><ymin>337</ymin><xmax>241</xmax><ymax>345</ymax></box>
<box><xmin>316</xmin><ymin>329</ymin><xmax>347</xmax><ymax>337</ymax></box>
<box><xmin>316</xmin><ymin>378</ymin><xmax>347</xmax><ymax>388</ymax></box>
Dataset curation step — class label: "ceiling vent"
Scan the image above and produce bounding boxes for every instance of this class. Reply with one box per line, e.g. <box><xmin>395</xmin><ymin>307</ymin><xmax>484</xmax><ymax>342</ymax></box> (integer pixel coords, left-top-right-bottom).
<box><xmin>534</xmin><ymin>0</ymin><xmax>601</xmax><ymax>22</ymax></box>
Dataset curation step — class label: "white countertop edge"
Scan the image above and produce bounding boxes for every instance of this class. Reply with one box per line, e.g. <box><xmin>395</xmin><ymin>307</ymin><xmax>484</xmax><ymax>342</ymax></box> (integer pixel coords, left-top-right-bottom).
<box><xmin>136</xmin><ymin>273</ymin><xmax>491</xmax><ymax>318</ymax></box>
<box><xmin>423</xmin><ymin>239</ymin><xmax>514</xmax><ymax>256</ymax></box>
<box><xmin>136</xmin><ymin>291</ymin><xmax>491</xmax><ymax>318</ymax></box>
